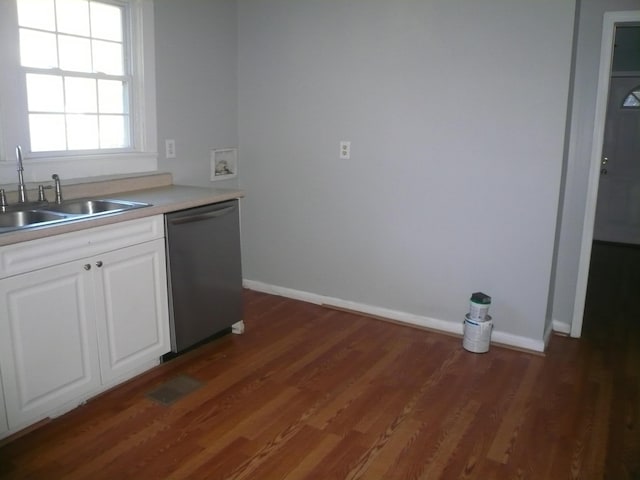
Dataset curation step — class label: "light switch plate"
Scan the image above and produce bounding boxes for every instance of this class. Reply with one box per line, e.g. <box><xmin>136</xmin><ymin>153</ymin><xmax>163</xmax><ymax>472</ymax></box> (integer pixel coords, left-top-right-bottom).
<box><xmin>165</xmin><ymin>139</ymin><xmax>176</xmax><ymax>159</ymax></box>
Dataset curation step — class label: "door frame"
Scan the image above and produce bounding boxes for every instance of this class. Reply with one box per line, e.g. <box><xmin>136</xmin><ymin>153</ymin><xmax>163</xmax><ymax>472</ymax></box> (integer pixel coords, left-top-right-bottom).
<box><xmin>571</xmin><ymin>10</ymin><xmax>640</xmax><ymax>337</ymax></box>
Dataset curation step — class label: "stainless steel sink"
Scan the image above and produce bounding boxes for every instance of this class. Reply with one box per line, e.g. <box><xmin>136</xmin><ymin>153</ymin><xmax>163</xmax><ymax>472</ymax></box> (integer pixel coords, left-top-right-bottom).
<box><xmin>0</xmin><ymin>210</ymin><xmax>68</xmax><ymax>228</ymax></box>
<box><xmin>0</xmin><ymin>198</ymin><xmax>151</xmax><ymax>233</ymax></box>
<box><xmin>46</xmin><ymin>199</ymin><xmax>150</xmax><ymax>215</ymax></box>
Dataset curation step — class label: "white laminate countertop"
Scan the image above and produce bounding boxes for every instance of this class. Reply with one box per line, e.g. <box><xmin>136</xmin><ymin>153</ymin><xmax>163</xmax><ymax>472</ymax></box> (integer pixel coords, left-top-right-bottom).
<box><xmin>0</xmin><ymin>184</ymin><xmax>245</xmax><ymax>247</ymax></box>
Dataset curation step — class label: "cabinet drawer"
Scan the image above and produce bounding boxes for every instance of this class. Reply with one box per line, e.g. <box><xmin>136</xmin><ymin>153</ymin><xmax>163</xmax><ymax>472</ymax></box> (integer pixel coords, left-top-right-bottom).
<box><xmin>0</xmin><ymin>215</ymin><xmax>164</xmax><ymax>279</ymax></box>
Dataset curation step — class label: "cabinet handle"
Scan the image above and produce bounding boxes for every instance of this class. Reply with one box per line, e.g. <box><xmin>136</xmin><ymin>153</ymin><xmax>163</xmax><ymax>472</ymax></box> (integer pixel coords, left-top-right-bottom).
<box><xmin>168</xmin><ymin>206</ymin><xmax>235</xmax><ymax>225</ymax></box>
<box><xmin>84</xmin><ymin>264</ymin><xmax>91</xmax><ymax>271</ymax></box>
<box><xmin>96</xmin><ymin>261</ymin><xmax>103</xmax><ymax>267</ymax></box>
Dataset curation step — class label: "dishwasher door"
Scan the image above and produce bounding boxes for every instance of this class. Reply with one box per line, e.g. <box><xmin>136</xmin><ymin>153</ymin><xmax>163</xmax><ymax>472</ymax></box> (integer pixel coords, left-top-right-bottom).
<box><xmin>165</xmin><ymin>199</ymin><xmax>242</xmax><ymax>353</ymax></box>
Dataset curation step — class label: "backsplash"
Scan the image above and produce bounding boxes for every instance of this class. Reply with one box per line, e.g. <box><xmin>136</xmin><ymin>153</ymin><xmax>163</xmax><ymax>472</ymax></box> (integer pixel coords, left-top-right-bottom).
<box><xmin>1</xmin><ymin>172</ymin><xmax>173</xmax><ymax>204</ymax></box>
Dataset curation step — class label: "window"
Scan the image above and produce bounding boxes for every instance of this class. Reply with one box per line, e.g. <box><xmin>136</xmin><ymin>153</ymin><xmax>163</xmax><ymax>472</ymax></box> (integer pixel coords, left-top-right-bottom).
<box><xmin>18</xmin><ymin>0</ymin><xmax>130</xmax><ymax>152</ymax></box>
<box><xmin>0</xmin><ymin>0</ymin><xmax>157</xmax><ymax>182</ymax></box>
<box><xmin>622</xmin><ymin>86</ymin><xmax>640</xmax><ymax>109</ymax></box>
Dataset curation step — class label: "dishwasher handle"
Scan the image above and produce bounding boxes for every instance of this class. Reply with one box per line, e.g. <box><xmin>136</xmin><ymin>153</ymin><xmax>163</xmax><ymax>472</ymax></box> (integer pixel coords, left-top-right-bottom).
<box><xmin>168</xmin><ymin>205</ymin><xmax>236</xmax><ymax>225</ymax></box>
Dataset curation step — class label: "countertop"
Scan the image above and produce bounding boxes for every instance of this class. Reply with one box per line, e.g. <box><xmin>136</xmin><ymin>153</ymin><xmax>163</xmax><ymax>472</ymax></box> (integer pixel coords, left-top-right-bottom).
<box><xmin>0</xmin><ymin>180</ymin><xmax>244</xmax><ymax>247</ymax></box>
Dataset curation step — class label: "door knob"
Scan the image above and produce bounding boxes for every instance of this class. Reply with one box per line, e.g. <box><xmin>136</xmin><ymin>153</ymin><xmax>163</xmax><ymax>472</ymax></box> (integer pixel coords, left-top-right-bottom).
<box><xmin>96</xmin><ymin>261</ymin><xmax>103</xmax><ymax>267</ymax></box>
<box><xmin>84</xmin><ymin>264</ymin><xmax>91</xmax><ymax>270</ymax></box>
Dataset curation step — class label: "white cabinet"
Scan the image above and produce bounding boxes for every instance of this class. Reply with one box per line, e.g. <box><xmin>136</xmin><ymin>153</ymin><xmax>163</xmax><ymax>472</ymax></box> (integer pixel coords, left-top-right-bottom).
<box><xmin>0</xmin><ymin>261</ymin><xmax>101</xmax><ymax>429</ymax></box>
<box><xmin>94</xmin><ymin>239</ymin><xmax>169</xmax><ymax>385</ymax></box>
<box><xmin>0</xmin><ymin>216</ymin><xmax>169</xmax><ymax>434</ymax></box>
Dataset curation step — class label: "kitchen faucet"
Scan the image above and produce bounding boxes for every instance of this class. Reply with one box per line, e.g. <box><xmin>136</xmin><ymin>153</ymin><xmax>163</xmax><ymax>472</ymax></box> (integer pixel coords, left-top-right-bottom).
<box><xmin>52</xmin><ymin>173</ymin><xmax>63</xmax><ymax>204</ymax></box>
<box><xmin>16</xmin><ymin>145</ymin><xmax>27</xmax><ymax>203</ymax></box>
<box><xmin>7</xmin><ymin>146</ymin><xmax>62</xmax><ymax>208</ymax></box>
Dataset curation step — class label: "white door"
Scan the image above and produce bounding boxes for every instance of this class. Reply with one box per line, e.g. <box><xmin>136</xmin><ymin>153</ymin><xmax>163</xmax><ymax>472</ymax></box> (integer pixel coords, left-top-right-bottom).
<box><xmin>0</xmin><ymin>262</ymin><xmax>100</xmax><ymax>429</ymax></box>
<box><xmin>93</xmin><ymin>239</ymin><xmax>170</xmax><ymax>384</ymax></box>
<box><xmin>593</xmin><ymin>76</ymin><xmax>640</xmax><ymax>244</ymax></box>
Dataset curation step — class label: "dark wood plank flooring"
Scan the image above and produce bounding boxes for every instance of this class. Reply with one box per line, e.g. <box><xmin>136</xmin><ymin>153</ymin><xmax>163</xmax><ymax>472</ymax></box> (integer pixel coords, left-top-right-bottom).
<box><xmin>0</xmin><ymin>241</ymin><xmax>638</xmax><ymax>479</ymax></box>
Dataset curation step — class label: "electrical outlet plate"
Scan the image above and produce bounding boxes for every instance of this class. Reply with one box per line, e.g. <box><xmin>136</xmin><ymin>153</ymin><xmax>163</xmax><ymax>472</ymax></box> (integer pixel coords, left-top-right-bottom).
<box><xmin>340</xmin><ymin>141</ymin><xmax>351</xmax><ymax>160</ymax></box>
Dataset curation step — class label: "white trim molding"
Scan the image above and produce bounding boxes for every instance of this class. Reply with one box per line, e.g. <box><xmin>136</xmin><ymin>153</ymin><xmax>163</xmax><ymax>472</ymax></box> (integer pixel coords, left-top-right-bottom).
<box><xmin>244</xmin><ymin>279</ymin><xmax>546</xmax><ymax>353</ymax></box>
<box><xmin>552</xmin><ymin>319</ymin><xmax>571</xmax><ymax>336</ymax></box>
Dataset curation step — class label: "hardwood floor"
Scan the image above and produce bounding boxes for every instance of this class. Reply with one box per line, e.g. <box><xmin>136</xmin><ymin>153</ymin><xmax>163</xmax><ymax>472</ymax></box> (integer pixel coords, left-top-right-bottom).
<box><xmin>0</xmin><ymin>243</ymin><xmax>638</xmax><ymax>479</ymax></box>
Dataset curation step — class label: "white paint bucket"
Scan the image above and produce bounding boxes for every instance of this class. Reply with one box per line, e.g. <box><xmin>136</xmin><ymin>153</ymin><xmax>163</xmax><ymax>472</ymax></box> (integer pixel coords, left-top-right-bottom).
<box><xmin>463</xmin><ymin>314</ymin><xmax>493</xmax><ymax>353</ymax></box>
<box><xmin>469</xmin><ymin>301</ymin><xmax>490</xmax><ymax>320</ymax></box>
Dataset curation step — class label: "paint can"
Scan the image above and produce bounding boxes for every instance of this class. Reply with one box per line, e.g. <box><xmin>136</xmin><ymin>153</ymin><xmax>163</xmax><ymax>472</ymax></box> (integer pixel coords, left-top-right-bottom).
<box><xmin>469</xmin><ymin>292</ymin><xmax>491</xmax><ymax>319</ymax></box>
<box><xmin>463</xmin><ymin>314</ymin><xmax>493</xmax><ymax>353</ymax></box>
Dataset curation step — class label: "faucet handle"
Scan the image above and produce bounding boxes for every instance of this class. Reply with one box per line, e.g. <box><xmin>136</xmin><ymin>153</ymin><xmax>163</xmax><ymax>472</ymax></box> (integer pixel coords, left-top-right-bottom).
<box><xmin>38</xmin><ymin>185</ymin><xmax>48</xmax><ymax>202</ymax></box>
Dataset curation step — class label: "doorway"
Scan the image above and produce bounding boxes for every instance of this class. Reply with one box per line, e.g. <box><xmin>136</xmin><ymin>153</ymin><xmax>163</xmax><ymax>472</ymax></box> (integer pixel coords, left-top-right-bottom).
<box><xmin>572</xmin><ymin>12</ymin><xmax>640</xmax><ymax>338</ymax></box>
<box><xmin>593</xmin><ymin>32</ymin><xmax>640</xmax><ymax>244</ymax></box>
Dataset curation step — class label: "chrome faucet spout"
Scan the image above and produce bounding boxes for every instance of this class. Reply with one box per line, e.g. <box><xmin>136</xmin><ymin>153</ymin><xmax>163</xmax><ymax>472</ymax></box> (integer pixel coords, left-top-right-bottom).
<box><xmin>16</xmin><ymin>146</ymin><xmax>27</xmax><ymax>203</ymax></box>
<box><xmin>52</xmin><ymin>173</ymin><xmax>63</xmax><ymax>204</ymax></box>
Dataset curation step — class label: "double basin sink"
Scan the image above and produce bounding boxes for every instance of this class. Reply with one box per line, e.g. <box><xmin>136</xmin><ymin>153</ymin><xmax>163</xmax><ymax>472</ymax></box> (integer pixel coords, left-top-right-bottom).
<box><xmin>0</xmin><ymin>199</ymin><xmax>151</xmax><ymax>232</ymax></box>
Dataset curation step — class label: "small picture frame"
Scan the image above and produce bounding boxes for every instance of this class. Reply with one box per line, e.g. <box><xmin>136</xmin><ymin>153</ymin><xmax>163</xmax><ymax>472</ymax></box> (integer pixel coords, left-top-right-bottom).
<box><xmin>210</xmin><ymin>148</ymin><xmax>238</xmax><ymax>181</ymax></box>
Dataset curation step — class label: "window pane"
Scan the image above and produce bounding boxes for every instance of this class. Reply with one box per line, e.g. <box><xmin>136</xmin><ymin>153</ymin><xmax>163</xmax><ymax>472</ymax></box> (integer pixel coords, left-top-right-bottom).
<box><xmin>65</xmin><ymin>77</ymin><xmax>97</xmax><ymax>113</ymax></box>
<box><xmin>622</xmin><ymin>91</ymin><xmax>640</xmax><ymax>108</ymax></box>
<box><xmin>18</xmin><ymin>0</ymin><xmax>135</xmax><ymax>154</ymax></box>
<box><xmin>19</xmin><ymin>29</ymin><xmax>58</xmax><ymax>68</ymax></box>
<box><xmin>90</xmin><ymin>2</ymin><xmax>123</xmax><ymax>41</ymax></box>
<box><xmin>99</xmin><ymin>115</ymin><xmax>128</xmax><ymax>148</ymax></box>
<box><xmin>59</xmin><ymin>35</ymin><xmax>92</xmax><ymax>72</ymax></box>
<box><xmin>26</xmin><ymin>74</ymin><xmax>64</xmax><ymax>112</ymax></box>
<box><xmin>17</xmin><ymin>0</ymin><xmax>55</xmax><ymax>31</ymax></box>
<box><xmin>67</xmin><ymin>114</ymin><xmax>99</xmax><ymax>149</ymax></box>
<box><xmin>98</xmin><ymin>80</ymin><xmax>126</xmax><ymax>113</ymax></box>
<box><xmin>29</xmin><ymin>114</ymin><xmax>67</xmax><ymax>151</ymax></box>
<box><xmin>92</xmin><ymin>40</ymin><xmax>124</xmax><ymax>75</ymax></box>
<box><xmin>56</xmin><ymin>0</ymin><xmax>90</xmax><ymax>36</ymax></box>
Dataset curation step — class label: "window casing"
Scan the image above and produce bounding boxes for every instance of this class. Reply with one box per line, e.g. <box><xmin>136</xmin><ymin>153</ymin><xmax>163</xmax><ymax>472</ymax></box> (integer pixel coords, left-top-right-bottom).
<box><xmin>0</xmin><ymin>0</ymin><xmax>157</xmax><ymax>183</ymax></box>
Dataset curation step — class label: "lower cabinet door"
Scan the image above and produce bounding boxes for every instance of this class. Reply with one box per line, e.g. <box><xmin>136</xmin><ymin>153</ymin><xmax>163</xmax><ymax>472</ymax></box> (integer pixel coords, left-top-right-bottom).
<box><xmin>0</xmin><ymin>262</ymin><xmax>100</xmax><ymax>430</ymax></box>
<box><xmin>93</xmin><ymin>239</ymin><xmax>170</xmax><ymax>384</ymax></box>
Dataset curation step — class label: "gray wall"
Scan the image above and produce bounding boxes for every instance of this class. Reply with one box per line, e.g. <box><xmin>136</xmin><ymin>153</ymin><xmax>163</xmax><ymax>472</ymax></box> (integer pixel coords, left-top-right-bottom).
<box><xmin>238</xmin><ymin>0</ymin><xmax>576</xmax><ymax>345</ymax></box>
<box><xmin>154</xmin><ymin>0</ymin><xmax>238</xmax><ymax>188</ymax></box>
<box><xmin>551</xmin><ymin>0</ymin><xmax>640</xmax><ymax>331</ymax></box>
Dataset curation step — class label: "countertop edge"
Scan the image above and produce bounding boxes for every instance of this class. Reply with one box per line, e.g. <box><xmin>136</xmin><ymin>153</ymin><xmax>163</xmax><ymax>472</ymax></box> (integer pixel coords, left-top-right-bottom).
<box><xmin>0</xmin><ymin>185</ymin><xmax>245</xmax><ymax>247</ymax></box>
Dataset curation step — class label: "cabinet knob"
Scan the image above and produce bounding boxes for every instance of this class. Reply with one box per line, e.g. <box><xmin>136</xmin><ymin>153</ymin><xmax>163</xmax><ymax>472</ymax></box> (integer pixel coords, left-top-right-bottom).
<box><xmin>96</xmin><ymin>261</ymin><xmax>103</xmax><ymax>268</ymax></box>
<box><xmin>84</xmin><ymin>264</ymin><xmax>91</xmax><ymax>271</ymax></box>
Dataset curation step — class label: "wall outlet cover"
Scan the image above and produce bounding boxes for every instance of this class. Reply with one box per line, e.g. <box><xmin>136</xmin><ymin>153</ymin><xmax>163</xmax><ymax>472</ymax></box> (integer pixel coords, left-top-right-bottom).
<box><xmin>340</xmin><ymin>141</ymin><xmax>351</xmax><ymax>160</ymax></box>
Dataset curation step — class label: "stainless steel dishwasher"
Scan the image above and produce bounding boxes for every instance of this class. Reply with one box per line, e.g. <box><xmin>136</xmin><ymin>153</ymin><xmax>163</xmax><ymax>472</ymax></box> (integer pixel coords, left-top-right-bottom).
<box><xmin>164</xmin><ymin>199</ymin><xmax>242</xmax><ymax>353</ymax></box>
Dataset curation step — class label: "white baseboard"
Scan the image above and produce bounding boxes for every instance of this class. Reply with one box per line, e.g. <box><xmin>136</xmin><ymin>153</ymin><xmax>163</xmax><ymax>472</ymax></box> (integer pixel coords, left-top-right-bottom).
<box><xmin>243</xmin><ymin>279</ymin><xmax>545</xmax><ymax>353</ymax></box>
<box><xmin>551</xmin><ymin>319</ymin><xmax>571</xmax><ymax>335</ymax></box>
<box><xmin>544</xmin><ymin>320</ymin><xmax>554</xmax><ymax>348</ymax></box>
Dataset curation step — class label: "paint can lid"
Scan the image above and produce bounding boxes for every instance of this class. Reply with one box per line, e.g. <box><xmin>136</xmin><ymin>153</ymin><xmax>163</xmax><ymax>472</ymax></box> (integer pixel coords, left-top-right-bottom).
<box><xmin>470</xmin><ymin>292</ymin><xmax>491</xmax><ymax>305</ymax></box>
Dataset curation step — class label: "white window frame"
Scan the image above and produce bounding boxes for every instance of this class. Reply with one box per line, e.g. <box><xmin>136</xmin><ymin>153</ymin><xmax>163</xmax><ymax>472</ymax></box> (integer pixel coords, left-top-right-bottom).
<box><xmin>0</xmin><ymin>0</ymin><xmax>157</xmax><ymax>183</ymax></box>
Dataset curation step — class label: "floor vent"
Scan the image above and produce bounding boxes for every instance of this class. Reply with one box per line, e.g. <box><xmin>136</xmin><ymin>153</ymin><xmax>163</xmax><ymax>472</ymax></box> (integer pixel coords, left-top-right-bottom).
<box><xmin>146</xmin><ymin>374</ymin><xmax>203</xmax><ymax>406</ymax></box>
